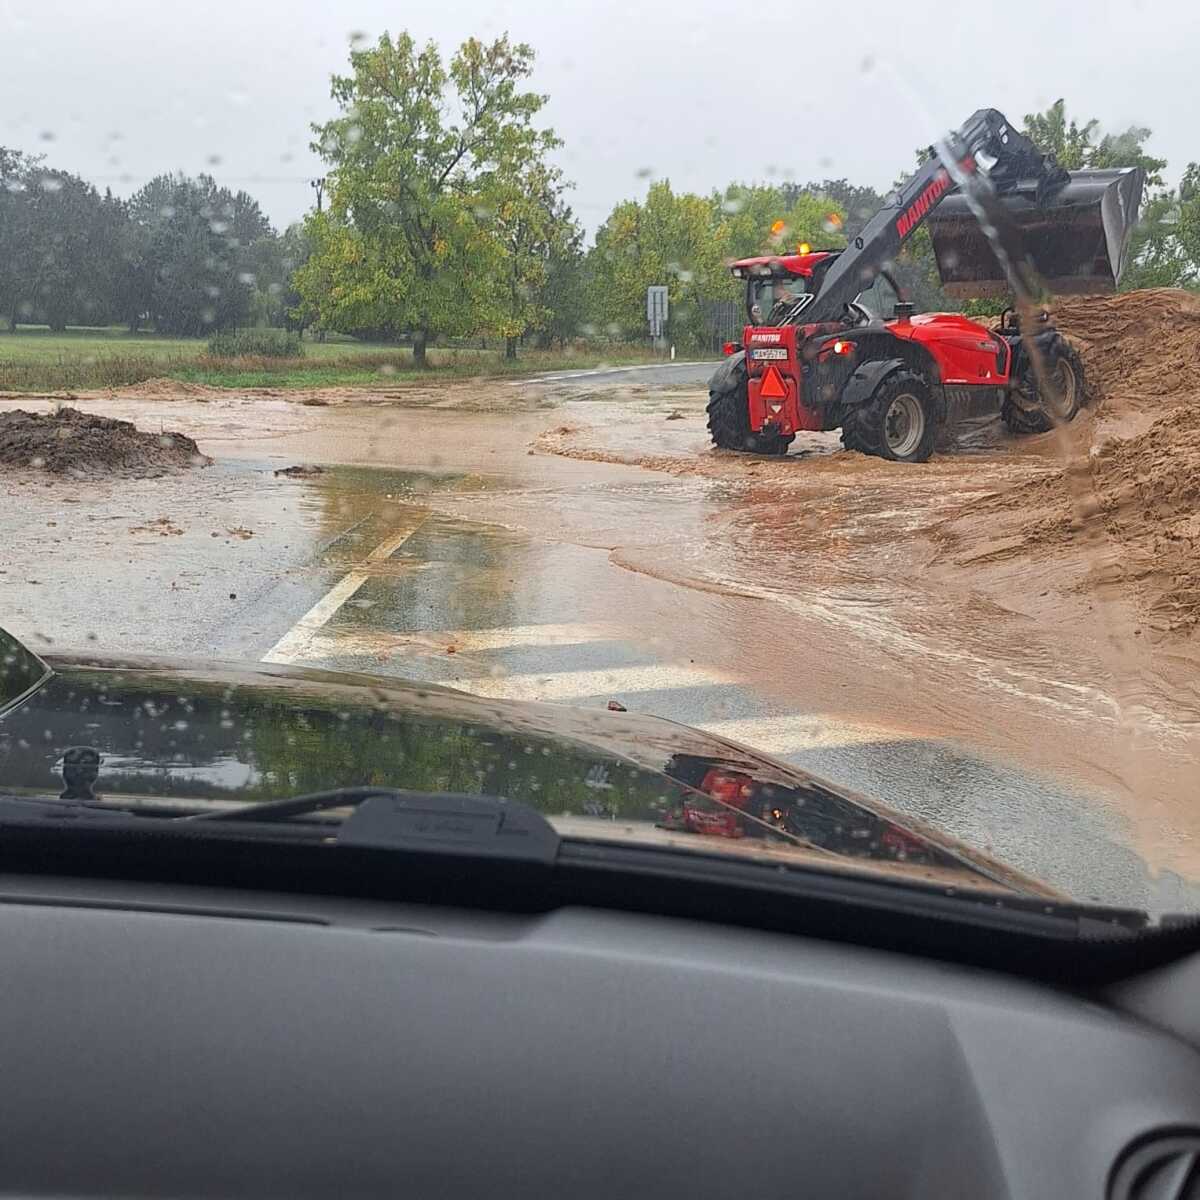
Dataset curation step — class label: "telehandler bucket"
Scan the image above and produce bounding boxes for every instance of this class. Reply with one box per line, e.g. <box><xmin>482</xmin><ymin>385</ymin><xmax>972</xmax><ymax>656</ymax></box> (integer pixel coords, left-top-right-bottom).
<box><xmin>928</xmin><ymin>167</ymin><xmax>1145</xmax><ymax>298</ymax></box>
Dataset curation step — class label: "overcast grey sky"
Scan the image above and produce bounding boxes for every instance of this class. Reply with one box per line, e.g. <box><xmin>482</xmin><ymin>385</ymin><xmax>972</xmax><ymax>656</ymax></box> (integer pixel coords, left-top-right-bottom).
<box><xmin>2</xmin><ymin>0</ymin><xmax>1195</xmax><ymax>234</ymax></box>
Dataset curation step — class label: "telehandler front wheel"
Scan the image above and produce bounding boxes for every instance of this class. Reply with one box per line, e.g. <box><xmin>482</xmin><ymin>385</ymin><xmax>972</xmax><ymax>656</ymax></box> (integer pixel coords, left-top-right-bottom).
<box><xmin>1003</xmin><ymin>336</ymin><xmax>1084</xmax><ymax>435</ymax></box>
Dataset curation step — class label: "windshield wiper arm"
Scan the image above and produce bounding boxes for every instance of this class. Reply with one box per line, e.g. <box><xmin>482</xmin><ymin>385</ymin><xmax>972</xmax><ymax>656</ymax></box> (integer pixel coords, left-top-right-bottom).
<box><xmin>187</xmin><ymin>785</ymin><xmax>401</xmax><ymax>824</ymax></box>
<box><xmin>193</xmin><ymin>787</ymin><xmax>562</xmax><ymax>865</ymax></box>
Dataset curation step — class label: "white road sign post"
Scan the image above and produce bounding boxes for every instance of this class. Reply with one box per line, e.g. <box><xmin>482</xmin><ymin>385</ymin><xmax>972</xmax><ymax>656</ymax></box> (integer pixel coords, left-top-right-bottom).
<box><xmin>646</xmin><ymin>285</ymin><xmax>669</xmax><ymax>348</ymax></box>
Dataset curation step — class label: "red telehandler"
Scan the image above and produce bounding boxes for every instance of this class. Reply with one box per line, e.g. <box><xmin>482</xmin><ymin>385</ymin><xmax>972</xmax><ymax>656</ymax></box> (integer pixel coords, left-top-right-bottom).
<box><xmin>707</xmin><ymin>109</ymin><xmax>1144</xmax><ymax>462</ymax></box>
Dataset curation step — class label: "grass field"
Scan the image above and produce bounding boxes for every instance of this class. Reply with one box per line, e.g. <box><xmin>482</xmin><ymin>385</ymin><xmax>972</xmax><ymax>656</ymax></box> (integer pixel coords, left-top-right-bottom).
<box><xmin>0</xmin><ymin>326</ymin><xmax>687</xmax><ymax>392</ymax></box>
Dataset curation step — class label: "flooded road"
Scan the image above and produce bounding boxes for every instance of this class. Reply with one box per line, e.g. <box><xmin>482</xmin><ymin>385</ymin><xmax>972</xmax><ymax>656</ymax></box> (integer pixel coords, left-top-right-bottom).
<box><xmin>2</xmin><ymin>376</ymin><xmax>1198</xmax><ymax>912</ymax></box>
<box><xmin>521</xmin><ymin>361</ymin><xmax>715</xmax><ymax>390</ymax></box>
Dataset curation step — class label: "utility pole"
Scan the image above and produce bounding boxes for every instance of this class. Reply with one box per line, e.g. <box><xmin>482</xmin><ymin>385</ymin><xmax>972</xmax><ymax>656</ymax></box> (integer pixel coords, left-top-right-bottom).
<box><xmin>310</xmin><ymin>176</ymin><xmax>326</xmax><ymax>213</ymax></box>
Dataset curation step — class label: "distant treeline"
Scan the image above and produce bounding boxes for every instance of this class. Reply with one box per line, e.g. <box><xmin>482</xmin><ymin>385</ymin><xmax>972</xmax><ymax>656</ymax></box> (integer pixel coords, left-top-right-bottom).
<box><xmin>2</xmin><ymin>80</ymin><xmax>1195</xmax><ymax>353</ymax></box>
<box><xmin>0</xmin><ymin>151</ymin><xmax>307</xmax><ymax>336</ymax></box>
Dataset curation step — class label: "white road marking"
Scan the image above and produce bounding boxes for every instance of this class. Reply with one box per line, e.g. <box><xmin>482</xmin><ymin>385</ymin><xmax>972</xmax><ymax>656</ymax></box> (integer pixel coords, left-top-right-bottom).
<box><xmin>694</xmin><ymin>714</ymin><xmax>921</xmax><ymax>756</ymax></box>
<box><xmin>294</xmin><ymin>623</ymin><xmax>621</xmax><ymax>663</ymax></box>
<box><xmin>451</xmin><ymin>623</ymin><xmax>617</xmax><ymax>650</ymax></box>
<box><xmin>514</xmin><ymin>361</ymin><xmax>710</xmax><ymax>385</ymax></box>
<box><xmin>266</xmin><ymin>599</ymin><xmax>913</xmax><ymax>758</ymax></box>
<box><xmin>261</xmin><ymin>513</ymin><xmax>429</xmax><ymax>665</ymax></box>
<box><xmin>447</xmin><ymin>662</ymin><xmax>732</xmax><ymax>702</ymax></box>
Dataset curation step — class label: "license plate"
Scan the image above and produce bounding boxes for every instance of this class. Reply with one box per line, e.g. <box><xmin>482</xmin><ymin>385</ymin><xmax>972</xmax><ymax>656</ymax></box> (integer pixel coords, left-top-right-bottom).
<box><xmin>751</xmin><ymin>347</ymin><xmax>788</xmax><ymax>360</ymax></box>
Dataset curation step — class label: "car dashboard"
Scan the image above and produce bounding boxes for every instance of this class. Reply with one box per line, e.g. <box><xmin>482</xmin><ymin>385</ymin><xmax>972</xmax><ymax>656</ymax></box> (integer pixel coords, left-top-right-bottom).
<box><xmin>0</xmin><ymin>874</ymin><xmax>1197</xmax><ymax>1199</ymax></box>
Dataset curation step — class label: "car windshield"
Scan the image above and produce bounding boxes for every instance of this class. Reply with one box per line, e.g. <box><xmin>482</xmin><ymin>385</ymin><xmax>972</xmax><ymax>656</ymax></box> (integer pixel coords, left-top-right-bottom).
<box><xmin>1</xmin><ymin>4</ymin><xmax>1198</xmax><ymax>924</ymax></box>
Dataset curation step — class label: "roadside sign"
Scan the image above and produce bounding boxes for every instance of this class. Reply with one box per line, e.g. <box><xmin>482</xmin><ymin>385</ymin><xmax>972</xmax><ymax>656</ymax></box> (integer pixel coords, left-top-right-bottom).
<box><xmin>646</xmin><ymin>285</ymin><xmax>669</xmax><ymax>338</ymax></box>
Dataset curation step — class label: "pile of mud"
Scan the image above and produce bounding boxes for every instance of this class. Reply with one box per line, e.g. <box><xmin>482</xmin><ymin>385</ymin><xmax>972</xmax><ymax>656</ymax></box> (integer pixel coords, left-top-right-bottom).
<box><xmin>994</xmin><ymin>290</ymin><xmax>1200</xmax><ymax>632</ymax></box>
<box><xmin>1053</xmin><ymin>288</ymin><xmax>1200</xmax><ymax>411</ymax></box>
<box><xmin>114</xmin><ymin>377</ymin><xmax>223</xmax><ymax>401</ymax></box>
<box><xmin>0</xmin><ymin>407</ymin><xmax>208</xmax><ymax>477</ymax></box>
<box><xmin>1080</xmin><ymin>405</ymin><xmax>1200</xmax><ymax>632</ymax></box>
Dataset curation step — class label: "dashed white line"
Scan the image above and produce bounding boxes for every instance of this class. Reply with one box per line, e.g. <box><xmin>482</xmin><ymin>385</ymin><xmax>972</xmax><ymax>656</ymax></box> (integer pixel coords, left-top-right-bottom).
<box><xmin>295</xmin><ymin>623</ymin><xmax>621</xmax><ymax>663</ymax></box>
<box><xmin>694</xmin><ymin>714</ymin><xmax>920</xmax><ymax>756</ymax></box>
<box><xmin>448</xmin><ymin>662</ymin><xmax>732</xmax><ymax>702</ymax></box>
<box><xmin>451</xmin><ymin>623</ymin><xmax>617</xmax><ymax>650</ymax></box>
<box><xmin>261</xmin><ymin>513</ymin><xmax>429</xmax><ymax>665</ymax></box>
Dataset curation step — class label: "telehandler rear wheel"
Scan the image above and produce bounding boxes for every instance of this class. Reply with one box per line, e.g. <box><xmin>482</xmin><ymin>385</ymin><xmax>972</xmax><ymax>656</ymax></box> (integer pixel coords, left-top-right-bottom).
<box><xmin>707</xmin><ymin>372</ymin><xmax>793</xmax><ymax>456</ymax></box>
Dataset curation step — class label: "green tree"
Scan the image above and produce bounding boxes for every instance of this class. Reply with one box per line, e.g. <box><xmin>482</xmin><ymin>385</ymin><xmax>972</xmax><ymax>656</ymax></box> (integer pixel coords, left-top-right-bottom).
<box><xmin>715</xmin><ymin>184</ymin><xmax>845</xmax><ymax>261</ymax></box>
<box><xmin>1120</xmin><ymin>191</ymin><xmax>1196</xmax><ymax>290</ymax></box>
<box><xmin>303</xmin><ymin>31</ymin><xmax>559</xmax><ymax>365</ymax></box>
<box><xmin>270</xmin><ymin>223</ymin><xmax>313</xmax><ymax>332</ymax></box>
<box><xmin>0</xmin><ymin>149</ymin><xmax>39</xmax><ymax>330</ymax></box>
<box><xmin>11</xmin><ymin>168</ymin><xmax>111</xmax><ymax>331</ymax></box>
<box><xmin>1117</xmin><ymin>163</ymin><xmax>1200</xmax><ymax>291</ymax></box>
<box><xmin>1173</xmin><ymin>162</ymin><xmax>1200</xmax><ymax>285</ymax></box>
<box><xmin>1022</xmin><ymin>99</ymin><xmax>1166</xmax><ymax>186</ymax></box>
<box><xmin>0</xmin><ymin>152</ymin><xmax>142</xmax><ymax>332</ymax></box>
<box><xmin>1090</xmin><ymin>127</ymin><xmax>1168</xmax><ymax>189</ymax></box>
<box><xmin>484</xmin><ymin>159</ymin><xmax>579</xmax><ymax>358</ymax></box>
<box><xmin>291</xmin><ymin>211</ymin><xmax>387</xmax><ymax>338</ymax></box>
<box><xmin>89</xmin><ymin>189</ymin><xmax>140</xmax><ymax>329</ymax></box>
<box><xmin>1021</xmin><ymin>100</ymin><xmax>1098</xmax><ymax>171</ymax></box>
<box><xmin>787</xmin><ymin>178</ymin><xmax>883</xmax><ymax>238</ymax></box>
<box><xmin>535</xmin><ymin>206</ymin><xmax>587</xmax><ymax>348</ymax></box>
<box><xmin>128</xmin><ymin>174</ymin><xmax>272</xmax><ymax>335</ymax></box>
<box><xmin>588</xmin><ymin>180</ymin><xmax>728</xmax><ymax>347</ymax></box>
<box><xmin>237</xmin><ymin>221</ymin><xmax>312</xmax><ymax>330</ymax></box>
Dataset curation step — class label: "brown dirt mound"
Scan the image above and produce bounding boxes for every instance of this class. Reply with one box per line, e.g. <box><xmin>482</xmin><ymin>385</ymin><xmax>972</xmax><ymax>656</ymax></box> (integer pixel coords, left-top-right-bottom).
<box><xmin>1078</xmin><ymin>405</ymin><xmax>1200</xmax><ymax>632</ymax></box>
<box><xmin>115</xmin><ymin>377</ymin><xmax>223</xmax><ymax>401</ymax></box>
<box><xmin>1053</xmin><ymin>288</ymin><xmax>1200</xmax><ymax>411</ymax></box>
<box><xmin>976</xmin><ymin>291</ymin><xmax>1200</xmax><ymax>633</ymax></box>
<box><xmin>0</xmin><ymin>407</ymin><xmax>209</xmax><ymax>477</ymax></box>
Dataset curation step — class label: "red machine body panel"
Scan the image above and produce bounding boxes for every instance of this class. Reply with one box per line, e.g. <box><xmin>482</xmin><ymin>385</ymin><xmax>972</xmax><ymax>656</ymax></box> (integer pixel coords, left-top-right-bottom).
<box><xmin>730</xmin><ymin>251</ymin><xmax>836</xmax><ymax>278</ymax></box>
<box><xmin>743</xmin><ymin>325</ymin><xmax>819</xmax><ymax>434</ymax></box>
<box><xmin>887</xmin><ymin>313</ymin><xmax>1011</xmax><ymax>385</ymax></box>
<box><xmin>741</xmin><ymin>309</ymin><xmax>1012</xmax><ymax>437</ymax></box>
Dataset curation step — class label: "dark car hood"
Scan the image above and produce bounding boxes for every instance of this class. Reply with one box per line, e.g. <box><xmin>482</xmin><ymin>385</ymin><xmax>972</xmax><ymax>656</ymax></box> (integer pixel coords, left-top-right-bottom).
<box><xmin>0</xmin><ymin>650</ymin><xmax>1055</xmax><ymax>897</ymax></box>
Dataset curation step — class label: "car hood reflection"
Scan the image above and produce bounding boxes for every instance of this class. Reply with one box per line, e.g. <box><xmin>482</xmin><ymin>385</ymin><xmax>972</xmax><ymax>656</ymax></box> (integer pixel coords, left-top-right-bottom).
<box><xmin>0</xmin><ymin>650</ymin><xmax>1055</xmax><ymax>897</ymax></box>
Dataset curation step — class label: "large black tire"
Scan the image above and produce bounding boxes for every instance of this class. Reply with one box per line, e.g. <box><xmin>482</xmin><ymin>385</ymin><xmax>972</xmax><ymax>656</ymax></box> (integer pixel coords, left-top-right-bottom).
<box><xmin>706</xmin><ymin>368</ymin><xmax>793</xmax><ymax>456</ymax></box>
<box><xmin>1003</xmin><ymin>335</ymin><xmax>1085</xmax><ymax>435</ymax></box>
<box><xmin>840</xmin><ymin>369</ymin><xmax>938</xmax><ymax>463</ymax></box>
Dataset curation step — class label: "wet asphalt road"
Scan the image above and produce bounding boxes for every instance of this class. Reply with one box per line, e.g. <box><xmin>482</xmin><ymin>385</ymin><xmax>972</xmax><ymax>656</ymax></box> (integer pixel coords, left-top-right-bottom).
<box><xmin>2</xmin><ymin>387</ymin><xmax>1195</xmax><ymax>913</ymax></box>
<box><xmin>523</xmin><ymin>361</ymin><xmax>716</xmax><ymax>390</ymax></box>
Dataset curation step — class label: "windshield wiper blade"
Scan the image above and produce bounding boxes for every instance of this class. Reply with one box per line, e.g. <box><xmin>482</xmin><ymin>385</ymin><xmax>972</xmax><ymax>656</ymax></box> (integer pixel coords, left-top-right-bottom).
<box><xmin>186</xmin><ymin>785</ymin><xmax>402</xmax><ymax>824</ymax></box>
<box><xmin>193</xmin><ymin>787</ymin><xmax>562</xmax><ymax>865</ymax></box>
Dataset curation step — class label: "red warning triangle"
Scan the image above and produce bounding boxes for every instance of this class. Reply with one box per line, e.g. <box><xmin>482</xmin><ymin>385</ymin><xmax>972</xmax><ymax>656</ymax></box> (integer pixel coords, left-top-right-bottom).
<box><xmin>760</xmin><ymin>364</ymin><xmax>788</xmax><ymax>399</ymax></box>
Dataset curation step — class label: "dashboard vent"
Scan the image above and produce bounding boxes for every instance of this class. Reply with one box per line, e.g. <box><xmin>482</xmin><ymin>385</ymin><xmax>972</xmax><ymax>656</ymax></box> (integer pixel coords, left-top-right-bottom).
<box><xmin>1110</xmin><ymin>1133</ymin><xmax>1200</xmax><ymax>1200</ymax></box>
